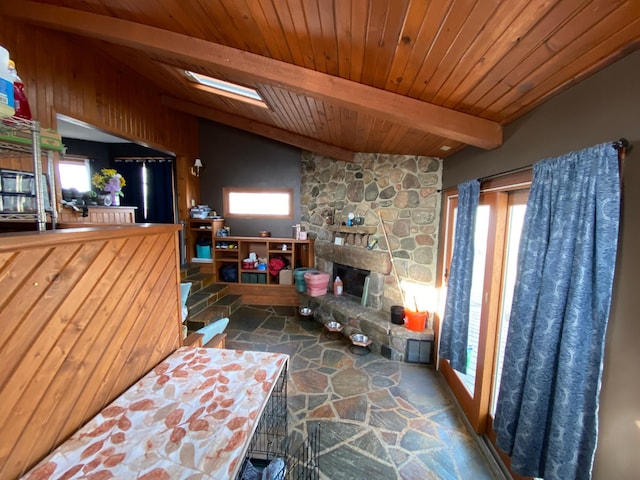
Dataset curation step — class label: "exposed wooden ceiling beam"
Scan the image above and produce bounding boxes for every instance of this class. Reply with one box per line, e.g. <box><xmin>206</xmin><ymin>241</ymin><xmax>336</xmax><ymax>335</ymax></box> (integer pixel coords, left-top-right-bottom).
<box><xmin>162</xmin><ymin>96</ymin><xmax>355</xmax><ymax>163</ymax></box>
<box><xmin>2</xmin><ymin>0</ymin><xmax>503</xmax><ymax>150</ymax></box>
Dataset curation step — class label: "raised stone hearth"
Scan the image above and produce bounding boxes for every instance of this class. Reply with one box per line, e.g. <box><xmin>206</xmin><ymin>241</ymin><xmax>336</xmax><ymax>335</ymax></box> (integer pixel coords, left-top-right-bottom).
<box><xmin>302</xmin><ymin>293</ymin><xmax>434</xmax><ymax>363</ymax></box>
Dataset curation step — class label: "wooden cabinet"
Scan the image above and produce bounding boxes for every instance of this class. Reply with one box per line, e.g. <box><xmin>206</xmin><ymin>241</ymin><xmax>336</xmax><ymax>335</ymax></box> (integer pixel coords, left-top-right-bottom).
<box><xmin>58</xmin><ymin>206</ymin><xmax>136</xmax><ymax>224</ymax></box>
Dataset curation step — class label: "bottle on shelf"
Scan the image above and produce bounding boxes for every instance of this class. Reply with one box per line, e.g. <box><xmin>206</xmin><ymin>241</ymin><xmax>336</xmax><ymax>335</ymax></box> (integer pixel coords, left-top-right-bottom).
<box><xmin>8</xmin><ymin>60</ymin><xmax>32</xmax><ymax>120</ymax></box>
<box><xmin>0</xmin><ymin>46</ymin><xmax>15</xmax><ymax>118</ymax></box>
<box><xmin>334</xmin><ymin>276</ymin><xmax>343</xmax><ymax>296</ymax></box>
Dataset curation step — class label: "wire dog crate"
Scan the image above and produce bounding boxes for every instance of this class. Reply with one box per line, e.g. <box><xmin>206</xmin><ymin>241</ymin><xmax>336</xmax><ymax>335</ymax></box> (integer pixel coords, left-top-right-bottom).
<box><xmin>237</xmin><ymin>363</ymin><xmax>320</xmax><ymax>480</ymax></box>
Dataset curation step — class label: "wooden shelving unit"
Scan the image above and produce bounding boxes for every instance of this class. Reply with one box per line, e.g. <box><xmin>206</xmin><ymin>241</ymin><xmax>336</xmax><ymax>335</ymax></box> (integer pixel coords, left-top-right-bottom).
<box><xmin>215</xmin><ymin>236</ymin><xmax>314</xmax><ymax>286</ymax></box>
<box><xmin>0</xmin><ymin>117</ymin><xmax>58</xmax><ymax>231</ymax></box>
<box><xmin>188</xmin><ymin>217</ymin><xmax>224</xmax><ymax>274</ymax></box>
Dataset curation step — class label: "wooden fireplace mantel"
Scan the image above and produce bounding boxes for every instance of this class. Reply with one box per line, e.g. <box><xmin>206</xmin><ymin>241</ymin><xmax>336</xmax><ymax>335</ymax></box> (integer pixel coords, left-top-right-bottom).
<box><xmin>326</xmin><ymin>225</ymin><xmax>377</xmax><ymax>247</ymax></box>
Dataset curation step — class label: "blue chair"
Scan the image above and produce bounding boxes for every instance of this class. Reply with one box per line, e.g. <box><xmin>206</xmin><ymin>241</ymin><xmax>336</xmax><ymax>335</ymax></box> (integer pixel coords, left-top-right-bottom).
<box><xmin>180</xmin><ymin>282</ymin><xmax>192</xmax><ymax>322</ymax></box>
<box><xmin>196</xmin><ymin>317</ymin><xmax>229</xmax><ymax>345</ymax></box>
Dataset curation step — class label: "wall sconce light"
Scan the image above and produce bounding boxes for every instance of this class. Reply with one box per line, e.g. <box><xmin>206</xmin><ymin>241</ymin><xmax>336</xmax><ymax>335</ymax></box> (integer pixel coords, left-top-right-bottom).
<box><xmin>191</xmin><ymin>158</ymin><xmax>203</xmax><ymax>177</ymax></box>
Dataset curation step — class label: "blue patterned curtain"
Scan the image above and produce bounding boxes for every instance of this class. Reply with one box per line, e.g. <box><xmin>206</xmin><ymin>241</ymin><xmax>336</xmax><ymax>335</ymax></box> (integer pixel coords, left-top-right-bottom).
<box><xmin>440</xmin><ymin>179</ymin><xmax>480</xmax><ymax>373</ymax></box>
<box><xmin>494</xmin><ymin>143</ymin><xmax>620</xmax><ymax>479</ymax></box>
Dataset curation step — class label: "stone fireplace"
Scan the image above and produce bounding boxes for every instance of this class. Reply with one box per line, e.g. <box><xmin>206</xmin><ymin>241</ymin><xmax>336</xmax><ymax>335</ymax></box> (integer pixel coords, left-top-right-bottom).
<box><xmin>332</xmin><ymin>263</ymin><xmax>370</xmax><ymax>300</ymax></box>
<box><xmin>299</xmin><ymin>152</ymin><xmax>442</xmax><ymax>361</ymax></box>
<box><xmin>301</xmin><ymin>152</ymin><xmax>442</xmax><ymax>311</ymax></box>
<box><xmin>314</xmin><ymin>237</ymin><xmax>391</xmax><ymax>310</ymax></box>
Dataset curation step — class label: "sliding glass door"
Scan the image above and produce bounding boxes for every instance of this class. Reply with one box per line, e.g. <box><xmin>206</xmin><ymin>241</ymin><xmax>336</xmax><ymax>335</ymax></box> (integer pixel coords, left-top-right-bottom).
<box><xmin>438</xmin><ymin>174</ymin><xmax>530</xmax><ymax>477</ymax></box>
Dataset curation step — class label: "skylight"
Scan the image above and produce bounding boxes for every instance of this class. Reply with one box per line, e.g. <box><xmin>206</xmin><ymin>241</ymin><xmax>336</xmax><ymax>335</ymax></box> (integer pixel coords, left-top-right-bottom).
<box><xmin>184</xmin><ymin>70</ymin><xmax>267</xmax><ymax>108</ymax></box>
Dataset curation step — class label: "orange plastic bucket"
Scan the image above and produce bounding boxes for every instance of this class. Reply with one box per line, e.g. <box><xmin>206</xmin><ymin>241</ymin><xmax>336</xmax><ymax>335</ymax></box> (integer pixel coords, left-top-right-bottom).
<box><xmin>405</xmin><ymin>310</ymin><xmax>427</xmax><ymax>331</ymax></box>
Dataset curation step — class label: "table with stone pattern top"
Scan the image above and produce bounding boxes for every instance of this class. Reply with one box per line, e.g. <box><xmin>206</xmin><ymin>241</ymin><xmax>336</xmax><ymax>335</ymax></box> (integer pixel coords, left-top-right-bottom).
<box><xmin>21</xmin><ymin>347</ymin><xmax>289</xmax><ymax>479</ymax></box>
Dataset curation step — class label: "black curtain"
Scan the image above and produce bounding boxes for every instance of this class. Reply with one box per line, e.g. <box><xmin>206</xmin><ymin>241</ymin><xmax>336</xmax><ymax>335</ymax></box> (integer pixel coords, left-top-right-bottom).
<box><xmin>144</xmin><ymin>159</ymin><xmax>175</xmax><ymax>223</ymax></box>
<box><xmin>113</xmin><ymin>159</ymin><xmax>144</xmax><ymax>222</ymax></box>
<box><xmin>113</xmin><ymin>158</ymin><xmax>175</xmax><ymax>223</ymax></box>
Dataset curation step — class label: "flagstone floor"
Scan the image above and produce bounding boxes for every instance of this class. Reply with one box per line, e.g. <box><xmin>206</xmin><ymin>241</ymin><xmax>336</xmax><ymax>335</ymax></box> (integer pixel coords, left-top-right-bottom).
<box><xmin>225</xmin><ymin>305</ymin><xmax>502</xmax><ymax>480</ymax></box>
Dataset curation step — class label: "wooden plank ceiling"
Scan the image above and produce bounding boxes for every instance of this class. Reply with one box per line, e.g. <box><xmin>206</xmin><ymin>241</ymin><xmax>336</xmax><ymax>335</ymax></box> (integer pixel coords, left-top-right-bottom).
<box><xmin>2</xmin><ymin>0</ymin><xmax>639</xmax><ymax>161</ymax></box>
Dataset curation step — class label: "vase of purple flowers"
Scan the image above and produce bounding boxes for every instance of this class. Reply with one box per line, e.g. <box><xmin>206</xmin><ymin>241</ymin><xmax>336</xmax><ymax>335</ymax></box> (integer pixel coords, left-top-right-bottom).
<box><xmin>92</xmin><ymin>168</ymin><xmax>126</xmax><ymax>206</ymax></box>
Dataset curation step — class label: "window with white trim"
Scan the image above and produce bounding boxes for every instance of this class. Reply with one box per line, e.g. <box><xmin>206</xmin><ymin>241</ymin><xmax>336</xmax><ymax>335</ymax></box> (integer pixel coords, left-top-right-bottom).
<box><xmin>223</xmin><ymin>187</ymin><xmax>293</xmax><ymax>219</ymax></box>
<box><xmin>58</xmin><ymin>155</ymin><xmax>91</xmax><ymax>192</ymax></box>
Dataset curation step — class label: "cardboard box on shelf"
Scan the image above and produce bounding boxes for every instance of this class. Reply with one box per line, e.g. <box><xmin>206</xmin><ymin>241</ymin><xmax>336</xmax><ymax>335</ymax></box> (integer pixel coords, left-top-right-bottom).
<box><xmin>0</xmin><ymin>126</ymin><xmax>64</xmax><ymax>151</ymax></box>
<box><xmin>279</xmin><ymin>269</ymin><xmax>293</xmax><ymax>285</ymax></box>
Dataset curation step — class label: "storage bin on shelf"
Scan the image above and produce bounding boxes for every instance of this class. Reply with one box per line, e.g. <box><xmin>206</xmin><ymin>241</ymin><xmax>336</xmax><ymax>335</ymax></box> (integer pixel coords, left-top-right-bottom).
<box><xmin>294</xmin><ymin>267</ymin><xmax>315</xmax><ymax>293</ymax></box>
<box><xmin>304</xmin><ymin>270</ymin><xmax>330</xmax><ymax>297</ymax></box>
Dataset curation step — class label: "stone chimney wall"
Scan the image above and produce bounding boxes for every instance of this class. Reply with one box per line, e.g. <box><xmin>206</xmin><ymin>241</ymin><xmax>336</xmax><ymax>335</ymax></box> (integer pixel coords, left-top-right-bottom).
<box><xmin>301</xmin><ymin>152</ymin><xmax>442</xmax><ymax>312</ymax></box>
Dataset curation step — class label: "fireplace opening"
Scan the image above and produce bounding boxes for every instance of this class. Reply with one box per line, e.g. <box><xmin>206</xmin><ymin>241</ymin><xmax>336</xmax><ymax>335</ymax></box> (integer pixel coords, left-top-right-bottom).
<box><xmin>332</xmin><ymin>263</ymin><xmax>371</xmax><ymax>300</ymax></box>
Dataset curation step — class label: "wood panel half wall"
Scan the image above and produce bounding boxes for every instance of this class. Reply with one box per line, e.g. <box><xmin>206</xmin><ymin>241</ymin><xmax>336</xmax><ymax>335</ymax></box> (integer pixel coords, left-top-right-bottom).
<box><xmin>0</xmin><ymin>224</ymin><xmax>182</xmax><ymax>479</ymax></box>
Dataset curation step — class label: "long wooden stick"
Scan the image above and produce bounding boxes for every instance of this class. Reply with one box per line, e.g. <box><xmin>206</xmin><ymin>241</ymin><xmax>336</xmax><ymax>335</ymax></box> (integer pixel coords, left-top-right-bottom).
<box><xmin>377</xmin><ymin>211</ymin><xmax>406</xmax><ymax>307</ymax></box>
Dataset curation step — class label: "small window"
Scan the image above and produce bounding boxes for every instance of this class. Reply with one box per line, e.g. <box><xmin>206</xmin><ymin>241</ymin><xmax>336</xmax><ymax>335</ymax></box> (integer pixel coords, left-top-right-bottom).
<box><xmin>58</xmin><ymin>156</ymin><xmax>91</xmax><ymax>192</ymax></box>
<box><xmin>223</xmin><ymin>187</ymin><xmax>293</xmax><ymax>219</ymax></box>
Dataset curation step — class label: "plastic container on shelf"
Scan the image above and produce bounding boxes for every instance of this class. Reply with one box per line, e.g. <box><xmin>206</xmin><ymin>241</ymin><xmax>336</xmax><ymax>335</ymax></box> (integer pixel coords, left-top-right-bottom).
<box><xmin>333</xmin><ymin>276</ymin><xmax>343</xmax><ymax>296</ymax></box>
<box><xmin>304</xmin><ymin>271</ymin><xmax>330</xmax><ymax>297</ymax></box>
<box><xmin>0</xmin><ymin>46</ymin><xmax>15</xmax><ymax>118</ymax></box>
<box><xmin>293</xmin><ymin>267</ymin><xmax>315</xmax><ymax>293</ymax></box>
<box><xmin>405</xmin><ymin>310</ymin><xmax>428</xmax><ymax>331</ymax></box>
<box><xmin>390</xmin><ymin>305</ymin><xmax>405</xmax><ymax>325</ymax></box>
<box><xmin>8</xmin><ymin>60</ymin><xmax>32</xmax><ymax>120</ymax></box>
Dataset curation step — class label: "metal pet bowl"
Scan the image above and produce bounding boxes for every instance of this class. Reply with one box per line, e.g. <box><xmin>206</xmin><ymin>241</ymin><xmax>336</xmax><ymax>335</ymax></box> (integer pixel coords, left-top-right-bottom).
<box><xmin>325</xmin><ymin>321</ymin><xmax>343</xmax><ymax>332</ymax></box>
<box><xmin>350</xmin><ymin>333</ymin><xmax>372</xmax><ymax>347</ymax></box>
<box><xmin>298</xmin><ymin>306</ymin><xmax>313</xmax><ymax>319</ymax></box>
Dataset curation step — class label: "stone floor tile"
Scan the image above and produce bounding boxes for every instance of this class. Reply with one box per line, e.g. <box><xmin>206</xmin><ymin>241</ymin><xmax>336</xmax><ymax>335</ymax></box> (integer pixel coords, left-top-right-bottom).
<box><xmin>330</xmin><ymin>366</ymin><xmax>371</xmax><ymax>397</ymax></box>
<box><xmin>225</xmin><ymin>305</ymin><xmax>500</xmax><ymax>480</ymax></box>
<box><xmin>333</xmin><ymin>394</ymin><xmax>368</xmax><ymax>421</ymax></box>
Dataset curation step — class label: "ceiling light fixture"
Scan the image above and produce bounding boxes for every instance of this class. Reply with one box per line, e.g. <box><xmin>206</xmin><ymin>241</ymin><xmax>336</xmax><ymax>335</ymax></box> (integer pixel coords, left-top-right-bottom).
<box><xmin>185</xmin><ymin>70</ymin><xmax>267</xmax><ymax>108</ymax></box>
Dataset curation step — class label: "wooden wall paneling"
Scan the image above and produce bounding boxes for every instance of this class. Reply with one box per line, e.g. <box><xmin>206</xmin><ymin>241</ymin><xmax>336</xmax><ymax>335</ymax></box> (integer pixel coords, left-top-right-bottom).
<box><xmin>495</xmin><ymin>8</ymin><xmax>640</xmax><ymax>122</ymax></box>
<box><xmin>346</xmin><ymin>0</ymin><xmax>368</xmax><ymax>83</ymax></box>
<box><xmin>281</xmin><ymin>0</ymin><xmax>316</xmax><ymax>70</ymax></box>
<box><xmin>1</xmin><ymin>239</ymin><xmax>121</xmax><ymax>477</ymax></box>
<box><xmin>256</xmin><ymin>0</ymin><xmax>308</xmax><ymax>65</ymax></box>
<box><xmin>419</xmin><ymin>1</ymin><xmax>501</xmax><ymax>104</ymax></box>
<box><xmin>0</xmin><ymin>248</ymin><xmax>63</xmax><ymax>386</ymax></box>
<box><xmin>0</xmin><ymin>18</ymin><xmax>199</xmax><ymax>222</ymax></box>
<box><xmin>1</xmin><ymin>0</ymin><xmax>637</xmax><ymax>160</ymax></box>
<box><xmin>55</xmin><ymin>233</ymin><xmax>175</xmax><ymax>443</ymax></box>
<box><xmin>0</xmin><ymin>242</ymin><xmax>91</xmax><ymax>403</ymax></box>
<box><xmin>99</xmin><ymin>233</ymin><xmax>181</xmax><ymax>402</ymax></box>
<box><xmin>387</xmin><ymin>0</ymin><xmax>442</xmax><ymax>95</ymax></box>
<box><xmin>219</xmin><ymin>0</ymin><xmax>267</xmax><ymax>55</ymax></box>
<box><xmin>383</xmin><ymin>0</ymin><xmax>431</xmax><ymax>93</ymax></box>
<box><xmin>252</xmin><ymin>0</ymin><xmax>293</xmax><ymax>64</ymax></box>
<box><xmin>316</xmin><ymin>0</ymin><xmax>342</xmax><ymax>75</ymax></box>
<box><xmin>338</xmin><ymin>106</ymin><xmax>358</xmax><ymax>150</ymax></box>
<box><xmin>0</xmin><ymin>153</ymin><xmax>31</xmax><ymax>174</ymax></box>
<box><xmin>333</xmin><ymin>0</ymin><xmax>352</xmax><ymax>79</ymax></box>
<box><xmin>370</xmin><ymin>2</ymin><xmax>409</xmax><ymax>89</ymax></box>
<box><xmin>460</xmin><ymin>0</ymin><xmax>587</xmax><ymax>116</ymax></box>
<box><xmin>436</xmin><ymin>0</ymin><xmax>532</xmax><ymax>107</ymax></box>
<box><xmin>0</xmin><ymin>225</ymin><xmax>181</xmax><ymax>479</ymax></box>
<box><xmin>359</xmin><ymin>0</ymin><xmax>395</xmax><ymax>87</ymax></box>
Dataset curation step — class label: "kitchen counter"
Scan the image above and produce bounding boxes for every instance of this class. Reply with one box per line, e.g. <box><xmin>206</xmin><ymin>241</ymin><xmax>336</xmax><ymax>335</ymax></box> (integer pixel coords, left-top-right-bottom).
<box><xmin>58</xmin><ymin>205</ymin><xmax>137</xmax><ymax>224</ymax></box>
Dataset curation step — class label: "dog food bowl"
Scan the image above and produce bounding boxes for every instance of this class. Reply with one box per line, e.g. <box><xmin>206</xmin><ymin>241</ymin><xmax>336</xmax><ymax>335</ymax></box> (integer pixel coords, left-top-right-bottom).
<box><xmin>350</xmin><ymin>333</ymin><xmax>371</xmax><ymax>347</ymax></box>
<box><xmin>349</xmin><ymin>333</ymin><xmax>372</xmax><ymax>355</ymax></box>
<box><xmin>298</xmin><ymin>306</ymin><xmax>313</xmax><ymax>320</ymax></box>
<box><xmin>324</xmin><ymin>321</ymin><xmax>343</xmax><ymax>340</ymax></box>
<box><xmin>325</xmin><ymin>321</ymin><xmax>343</xmax><ymax>332</ymax></box>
